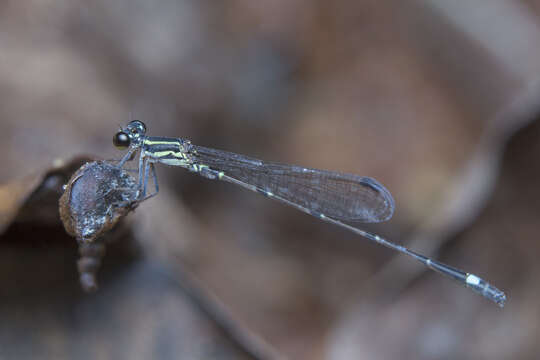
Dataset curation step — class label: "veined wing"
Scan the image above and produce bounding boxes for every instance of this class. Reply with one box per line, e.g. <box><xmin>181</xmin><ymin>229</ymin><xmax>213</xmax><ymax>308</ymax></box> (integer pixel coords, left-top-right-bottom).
<box><xmin>191</xmin><ymin>145</ymin><xmax>394</xmax><ymax>223</ymax></box>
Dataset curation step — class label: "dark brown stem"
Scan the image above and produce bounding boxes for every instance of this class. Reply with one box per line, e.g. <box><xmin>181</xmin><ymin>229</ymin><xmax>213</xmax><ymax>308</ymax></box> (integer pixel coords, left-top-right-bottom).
<box><xmin>164</xmin><ymin>262</ymin><xmax>287</xmax><ymax>360</ymax></box>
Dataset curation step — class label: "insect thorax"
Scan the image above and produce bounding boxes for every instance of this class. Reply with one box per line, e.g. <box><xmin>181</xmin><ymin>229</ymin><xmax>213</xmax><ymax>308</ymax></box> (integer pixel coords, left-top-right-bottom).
<box><xmin>142</xmin><ymin>137</ymin><xmax>194</xmax><ymax>167</ymax></box>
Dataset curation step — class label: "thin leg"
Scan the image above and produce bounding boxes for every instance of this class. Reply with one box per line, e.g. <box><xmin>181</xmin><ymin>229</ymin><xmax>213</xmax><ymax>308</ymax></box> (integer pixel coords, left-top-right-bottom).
<box><xmin>117</xmin><ymin>148</ymin><xmax>137</xmax><ymax>168</ymax></box>
<box><xmin>139</xmin><ymin>162</ymin><xmax>159</xmax><ymax>201</ymax></box>
<box><xmin>142</xmin><ymin>159</ymin><xmax>151</xmax><ymax>198</ymax></box>
<box><xmin>151</xmin><ymin>162</ymin><xmax>159</xmax><ymax>195</ymax></box>
<box><xmin>137</xmin><ymin>151</ymin><xmax>145</xmax><ymax>190</ymax></box>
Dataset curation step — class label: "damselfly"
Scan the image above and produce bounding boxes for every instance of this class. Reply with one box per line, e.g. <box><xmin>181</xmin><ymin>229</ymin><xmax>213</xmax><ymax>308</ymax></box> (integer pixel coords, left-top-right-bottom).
<box><xmin>113</xmin><ymin>120</ymin><xmax>506</xmax><ymax>307</ymax></box>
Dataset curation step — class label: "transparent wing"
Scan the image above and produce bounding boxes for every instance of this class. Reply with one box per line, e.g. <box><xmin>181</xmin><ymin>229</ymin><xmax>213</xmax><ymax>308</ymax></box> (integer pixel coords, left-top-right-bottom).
<box><xmin>192</xmin><ymin>145</ymin><xmax>394</xmax><ymax>223</ymax></box>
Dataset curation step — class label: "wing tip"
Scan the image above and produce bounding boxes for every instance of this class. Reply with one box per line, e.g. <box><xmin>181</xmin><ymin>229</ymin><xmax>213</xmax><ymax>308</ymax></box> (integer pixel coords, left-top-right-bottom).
<box><xmin>361</xmin><ymin>177</ymin><xmax>395</xmax><ymax>222</ymax></box>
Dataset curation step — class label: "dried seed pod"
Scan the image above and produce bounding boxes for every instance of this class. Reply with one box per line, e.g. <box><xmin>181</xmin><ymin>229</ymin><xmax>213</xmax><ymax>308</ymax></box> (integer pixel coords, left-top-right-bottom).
<box><xmin>59</xmin><ymin>161</ymin><xmax>140</xmax><ymax>242</ymax></box>
<box><xmin>59</xmin><ymin>161</ymin><xmax>140</xmax><ymax>291</ymax></box>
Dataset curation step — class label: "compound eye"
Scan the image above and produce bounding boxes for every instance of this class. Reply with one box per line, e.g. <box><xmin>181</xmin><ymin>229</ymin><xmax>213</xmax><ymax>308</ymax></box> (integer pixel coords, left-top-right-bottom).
<box><xmin>128</xmin><ymin>120</ymin><xmax>147</xmax><ymax>134</ymax></box>
<box><xmin>113</xmin><ymin>131</ymin><xmax>130</xmax><ymax>149</ymax></box>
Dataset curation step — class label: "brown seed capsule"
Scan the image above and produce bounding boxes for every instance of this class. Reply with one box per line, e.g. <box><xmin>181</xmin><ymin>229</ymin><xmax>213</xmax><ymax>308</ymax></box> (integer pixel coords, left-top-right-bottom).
<box><xmin>59</xmin><ymin>161</ymin><xmax>140</xmax><ymax>242</ymax></box>
<box><xmin>59</xmin><ymin>160</ymin><xmax>140</xmax><ymax>291</ymax></box>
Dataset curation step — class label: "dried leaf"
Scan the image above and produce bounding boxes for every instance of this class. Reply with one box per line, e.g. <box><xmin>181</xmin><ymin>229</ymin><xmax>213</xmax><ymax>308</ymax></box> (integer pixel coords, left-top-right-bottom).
<box><xmin>0</xmin><ymin>157</ymin><xmax>91</xmax><ymax>234</ymax></box>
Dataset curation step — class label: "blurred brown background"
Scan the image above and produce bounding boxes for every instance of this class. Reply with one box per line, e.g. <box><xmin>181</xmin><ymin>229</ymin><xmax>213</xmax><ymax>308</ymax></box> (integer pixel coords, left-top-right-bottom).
<box><xmin>1</xmin><ymin>1</ymin><xmax>540</xmax><ymax>359</ymax></box>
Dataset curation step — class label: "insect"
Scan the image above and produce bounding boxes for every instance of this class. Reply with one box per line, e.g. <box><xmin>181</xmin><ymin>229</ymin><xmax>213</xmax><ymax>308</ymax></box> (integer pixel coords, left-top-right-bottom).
<box><xmin>113</xmin><ymin>120</ymin><xmax>506</xmax><ymax>306</ymax></box>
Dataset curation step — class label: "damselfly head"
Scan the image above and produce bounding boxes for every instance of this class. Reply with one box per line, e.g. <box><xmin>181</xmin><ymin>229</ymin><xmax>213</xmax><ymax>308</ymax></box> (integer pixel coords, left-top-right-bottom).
<box><xmin>113</xmin><ymin>120</ymin><xmax>147</xmax><ymax>149</ymax></box>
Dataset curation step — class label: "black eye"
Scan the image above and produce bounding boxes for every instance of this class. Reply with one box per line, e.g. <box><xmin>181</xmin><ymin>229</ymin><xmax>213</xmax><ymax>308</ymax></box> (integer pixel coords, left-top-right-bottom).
<box><xmin>113</xmin><ymin>131</ymin><xmax>130</xmax><ymax>149</ymax></box>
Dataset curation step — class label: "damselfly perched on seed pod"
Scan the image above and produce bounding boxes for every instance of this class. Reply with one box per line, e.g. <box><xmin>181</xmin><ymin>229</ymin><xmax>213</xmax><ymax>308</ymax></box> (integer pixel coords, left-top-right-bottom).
<box><xmin>106</xmin><ymin>120</ymin><xmax>506</xmax><ymax>307</ymax></box>
<box><xmin>59</xmin><ymin>160</ymin><xmax>140</xmax><ymax>291</ymax></box>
